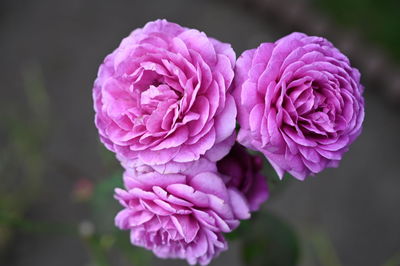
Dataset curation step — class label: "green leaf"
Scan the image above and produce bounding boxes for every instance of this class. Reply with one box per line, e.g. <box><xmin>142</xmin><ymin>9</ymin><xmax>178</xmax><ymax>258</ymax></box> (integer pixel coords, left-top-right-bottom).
<box><xmin>382</xmin><ymin>251</ymin><xmax>400</xmax><ymax>266</ymax></box>
<box><xmin>90</xmin><ymin>172</ymin><xmax>153</xmax><ymax>265</ymax></box>
<box><xmin>226</xmin><ymin>219</ymin><xmax>252</xmax><ymax>241</ymax></box>
<box><xmin>97</xmin><ymin>144</ymin><xmax>120</xmax><ymax>171</ymax></box>
<box><xmin>90</xmin><ymin>171</ymin><xmax>123</xmax><ymax>233</ymax></box>
<box><xmin>309</xmin><ymin>230</ymin><xmax>341</xmax><ymax>266</ymax></box>
<box><xmin>114</xmin><ymin>231</ymin><xmax>153</xmax><ymax>265</ymax></box>
<box><xmin>245</xmin><ymin>148</ymin><xmax>293</xmax><ymax>198</ymax></box>
<box><xmin>240</xmin><ymin>211</ymin><xmax>299</xmax><ymax>266</ymax></box>
<box><xmin>86</xmin><ymin>234</ymin><xmax>110</xmax><ymax>266</ymax></box>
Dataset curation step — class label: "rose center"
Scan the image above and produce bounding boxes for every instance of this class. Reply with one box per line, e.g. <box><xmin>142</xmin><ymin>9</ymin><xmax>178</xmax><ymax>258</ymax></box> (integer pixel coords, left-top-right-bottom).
<box><xmin>293</xmin><ymin>82</ymin><xmax>339</xmax><ymax>137</ymax></box>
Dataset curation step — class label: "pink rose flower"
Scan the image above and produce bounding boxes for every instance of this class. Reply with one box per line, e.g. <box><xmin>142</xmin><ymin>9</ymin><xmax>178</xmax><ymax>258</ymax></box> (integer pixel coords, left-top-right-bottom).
<box><xmin>114</xmin><ymin>159</ymin><xmax>250</xmax><ymax>265</ymax></box>
<box><xmin>217</xmin><ymin>143</ymin><xmax>269</xmax><ymax>211</ymax></box>
<box><xmin>233</xmin><ymin>32</ymin><xmax>364</xmax><ymax>180</ymax></box>
<box><xmin>93</xmin><ymin>19</ymin><xmax>236</xmax><ymax>167</ymax></box>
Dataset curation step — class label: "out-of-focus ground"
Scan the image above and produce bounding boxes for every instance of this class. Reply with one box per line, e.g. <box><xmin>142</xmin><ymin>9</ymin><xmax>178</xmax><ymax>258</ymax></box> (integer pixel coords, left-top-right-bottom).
<box><xmin>0</xmin><ymin>0</ymin><xmax>399</xmax><ymax>266</ymax></box>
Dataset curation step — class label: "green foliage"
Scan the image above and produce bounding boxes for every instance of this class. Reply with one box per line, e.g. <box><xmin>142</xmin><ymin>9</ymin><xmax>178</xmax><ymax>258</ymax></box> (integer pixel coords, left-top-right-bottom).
<box><xmin>0</xmin><ymin>63</ymin><xmax>49</xmax><ymax>199</ymax></box>
<box><xmin>88</xmin><ymin>172</ymin><xmax>153</xmax><ymax>265</ymax></box>
<box><xmin>250</xmin><ymin>149</ymin><xmax>293</xmax><ymax>199</ymax></box>
<box><xmin>308</xmin><ymin>229</ymin><xmax>341</xmax><ymax>266</ymax></box>
<box><xmin>382</xmin><ymin>251</ymin><xmax>400</xmax><ymax>266</ymax></box>
<box><xmin>90</xmin><ymin>171</ymin><xmax>123</xmax><ymax>233</ymax></box>
<box><xmin>114</xmin><ymin>231</ymin><xmax>153</xmax><ymax>265</ymax></box>
<box><xmin>314</xmin><ymin>0</ymin><xmax>400</xmax><ymax>61</ymax></box>
<box><xmin>85</xmin><ymin>234</ymin><xmax>112</xmax><ymax>266</ymax></box>
<box><xmin>98</xmin><ymin>145</ymin><xmax>120</xmax><ymax>171</ymax></box>
<box><xmin>0</xmin><ymin>63</ymin><xmax>50</xmax><ymax>258</ymax></box>
<box><xmin>239</xmin><ymin>212</ymin><xmax>299</xmax><ymax>266</ymax></box>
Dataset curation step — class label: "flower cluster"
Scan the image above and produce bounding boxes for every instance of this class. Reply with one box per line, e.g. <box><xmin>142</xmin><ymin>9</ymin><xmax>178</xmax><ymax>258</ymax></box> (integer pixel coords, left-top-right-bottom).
<box><xmin>93</xmin><ymin>20</ymin><xmax>364</xmax><ymax>265</ymax></box>
<box><xmin>94</xmin><ymin>20</ymin><xmax>268</xmax><ymax>265</ymax></box>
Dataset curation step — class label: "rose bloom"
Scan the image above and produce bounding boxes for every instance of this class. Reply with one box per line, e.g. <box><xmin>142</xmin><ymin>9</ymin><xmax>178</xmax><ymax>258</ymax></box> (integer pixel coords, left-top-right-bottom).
<box><xmin>93</xmin><ymin>19</ymin><xmax>236</xmax><ymax>167</ymax></box>
<box><xmin>114</xmin><ymin>159</ymin><xmax>250</xmax><ymax>265</ymax></box>
<box><xmin>233</xmin><ymin>32</ymin><xmax>364</xmax><ymax>180</ymax></box>
<box><xmin>217</xmin><ymin>143</ymin><xmax>269</xmax><ymax>211</ymax></box>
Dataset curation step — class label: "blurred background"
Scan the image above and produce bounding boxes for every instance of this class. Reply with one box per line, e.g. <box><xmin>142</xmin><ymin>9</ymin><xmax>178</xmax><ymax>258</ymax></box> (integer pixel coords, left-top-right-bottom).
<box><xmin>1</xmin><ymin>0</ymin><xmax>399</xmax><ymax>265</ymax></box>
